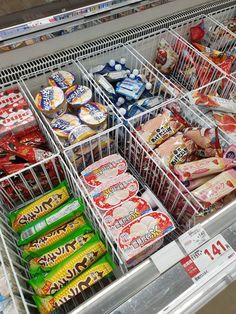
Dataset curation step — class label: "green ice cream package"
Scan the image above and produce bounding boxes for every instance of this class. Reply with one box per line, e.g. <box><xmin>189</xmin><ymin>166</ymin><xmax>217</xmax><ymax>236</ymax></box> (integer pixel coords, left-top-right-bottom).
<box><xmin>33</xmin><ymin>254</ymin><xmax>116</xmax><ymax>314</ymax></box>
<box><xmin>29</xmin><ymin>227</ymin><xmax>95</xmax><ymax>276</ymax></box>
<box><xmin>18</xmin><ymin>198</ymin><xmax>85</xmax><ymax>246</ymax></box>
<box><xmin>29</xmin><ymin>234</ymin><xmax>107</xmax><ymax>296</ymax></box>
<box><xmin>9</xmin><ymin>181</ymin><xmax>70</xmax><ymax>233</ymax></box>
<box><xmin>22</xmin><ymin>215</ymin><xmax>90</xmax><ymax>261</ymax></box>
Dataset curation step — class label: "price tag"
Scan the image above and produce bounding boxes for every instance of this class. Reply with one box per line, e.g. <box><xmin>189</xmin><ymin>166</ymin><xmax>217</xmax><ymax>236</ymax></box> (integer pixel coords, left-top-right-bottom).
<box><xmin>178</xmin><ymin>224</ymin><xmax>210</xmax><ymax>254</ymax></box>
<box><xmin>181</xmin><ymin>235</ymin><xmax>236</xmax><ymax>282</ymax></box>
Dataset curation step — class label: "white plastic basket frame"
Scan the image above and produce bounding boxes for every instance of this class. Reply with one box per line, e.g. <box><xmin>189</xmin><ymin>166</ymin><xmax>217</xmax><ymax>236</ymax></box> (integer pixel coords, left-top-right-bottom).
<box><xmin>127</xmin><ymin>97</ymin><xmax>231</xmax><ymax>212</ymax></box>
<box><xmin>170</xmin><ymin>14</ymin><xmax>236</xmax><ymax>74</ymax></box>
<box><xmin>20</xmin><ymin>60</ymin><xmax>122</xmax><ymax>152</ymax></box>
<box><xmin>209</xmin><ymin>4</ymin><xmax>236</xmax><ymax>31</ymax></box>
<box><xmin>0</xmin><ymin>155</ymin><xmax>124</xmax><ymax>314</ymax></box>
<box><xmin>127</xmin><ymin>28</ymin><xmax>224</xmax><ymax>93</ymax></box>
<box><xmin>183</xmin><ymin>75</ymin><xmax>236</xmax><ymax>144</ymax></box>
<box><xmin>76</xmin><ymin>42</ymin><xmax>178</xmax><ymax>120</ymax></box>
<box><xmin>0</xmin><ymin>82</ymin><xmax>60</xmax><ymax>188</ymax></box>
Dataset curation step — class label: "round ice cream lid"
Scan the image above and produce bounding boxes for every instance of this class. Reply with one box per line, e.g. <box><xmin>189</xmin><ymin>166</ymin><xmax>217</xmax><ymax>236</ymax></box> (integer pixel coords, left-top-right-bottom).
<box><xmin>65</xmin><ymin>85</ymin><xmax>92</xmax><ymax>106</ymax></box>
<box><xmin>51</xmin><ymin>113</ymin><xmax>82</xmax><ymax>138</ymax></box>
<box><xmin>48</xmin><ymin>70</ymin><xmax>75</xmax><ymax>90</ymax></box>
<box><xmin>68</xmin><ymin>124</ymin><xmax>96</xmax><ymax>144</ymax></box>
<box><xmin>79</xmin><ymin>102</ymin><xmax>108</xmax><ymax>126</ymax></box>
<box><xmin>35</xmin><ymin>86</ymin><xmax>64</xmax><ymax>111</ymax></box>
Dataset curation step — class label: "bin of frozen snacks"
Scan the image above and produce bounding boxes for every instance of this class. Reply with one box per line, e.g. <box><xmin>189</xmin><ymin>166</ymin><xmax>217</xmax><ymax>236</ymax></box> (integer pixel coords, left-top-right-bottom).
<box><xmin>77</xmin><ymin>43</ymin><xmax>178</xmax><ymax>121</ymax></box>
<box><xmin>20</xmin><ymin>61</ymin><xmax>122</xmax><ymax>152</ymax></box>
<box><xmin>127</xmin><ymin>29</ymin><xmax>225</xmax><ymax>93</ymax></box>
<box><xmin>0</xmin><ymin>83</ymin><xmax>59</xmax><ymax>184</ymax></box>
<box><xmin>0</xmin><ymin>154</ymin><xmax>123</xmax><ymax>314</ymax></box>
<box><xmin>127</xmin><ymin>97</ymin><xmax>236</xmax><ymax>225</ymax></box>
<box><xmin>209</xmin><ymin>4</ymin><xmax>236</xmax><ymax>37</ymax></box>
<box><xmin>185</xmin><ymin>75</ymin><xmax>236</xmax><ymax>143</ymax></box>
<box><xmin>171</xmin><ymin>15</ymin><xmax>236</xmax><ymax>75</ymax></box>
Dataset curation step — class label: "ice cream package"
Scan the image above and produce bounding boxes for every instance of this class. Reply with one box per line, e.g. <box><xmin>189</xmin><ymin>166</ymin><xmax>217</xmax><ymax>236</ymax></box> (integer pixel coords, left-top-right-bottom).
<box><xmin>118</xmin><ymin>211</ymin><xmax>175</xmax><ymax>267</ymax></box>
<box><xmin>154</xmin><ymin>38</ymin><xmax>178</xmax><ymax>74</ymax></box>
<box><xmin>212</xmin><ymin>112</ymin><xmax>236</xmax><ymax>135</ymax></box>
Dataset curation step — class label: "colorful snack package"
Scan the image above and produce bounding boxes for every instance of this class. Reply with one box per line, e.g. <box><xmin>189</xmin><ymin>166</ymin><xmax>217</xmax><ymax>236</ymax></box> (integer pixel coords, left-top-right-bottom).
<box><xmin>212</xmin><ymin>112</ymin><xmax>236</xmax><ymax>134</ymax></box>
<box><xmin>154</xmin><ymin>38</ymin><xmax>178</xmax><ymax>74</ymax></box>
<box><xmin>189</xmin><ymin>91</ymin><xmax>236</xmax><ymax>114</ymax></box>
<box><xmin>15</xmin><ymin>126</ymin><xmax>47</xmax><ymax>148</ymax></box>
<box><xmin>0</xmin><ymin>133</ymin><xmax>53</xmax><ymax>163</ymax></box>
<box><xmin>181</xmin><ymin>175</ymin><xmax>215</xmax><ymax>191</ymax></box>
<box><xmin>91</xmin><ymin>173</ymin><xmax>139</xmax><ymax>211</ymax></box>
<box><xmin>81</xmin><ymin>154</ymin><xmax>127</xmax><ymax>187</ymax></box>
<box><xmin>174</xmin><ymin>157</ymin><xmax>235</xmax><ymax>181</ymax></box>
<box><xmin>103</xmin><ymin>196</ymin><xmax>152</xmax><ymax>241</ymax></box>
<box><xmin>29</xmin><ymin>234</ymin><xmax>106</xmax><ymax>296</ymax></box>
<box><xmin>22</xmin><ymin>216</ymin><xmax>89</xmax><ymax>261</ymax></box>
<box><xmin>154</xmin><ymin>133</ymin><xmax>196</xmax><ymax>167</ymax></box>
<box><xmin>223</xmin><ymin>145</ymin><xmax>236</xmax><ymax>160</ymax></box>
<box><xmin>9</xmin><ymin>181</ymin><xmax>70</xmax><ymax>233</ymax></box>
<box><xmin>136</xmin><ymin>108</ymin><xmax>188</xmax><ymax>148</ymax></box>
<box><xmin>19</xmin><ymin>198</ymin><xmax>85</xmax><ymax>246</ymax></box>
<box><xmin>190</xmin><ymin>20</ymin><xmax>205</xmax><ymax>42</ymax></box>
<box><xmin>118</xmin><ymin>211</ymin><xmax>175</xmax><ymax>267</ymax></box>
<box><xmin>192</xmin><ymin>168</ymin><xmax>236</xmax><ymax>208</ymax></box>
<box><xmin>29</xmin><ymin>227</ymin><xmax>95</xmax><ymax>276</ymax></box>
<box><xmin>184</xmin><ymin>127</ymin><xmax>222</xmax><ymax>157</ymax></box>
<box><xmin>33</xmin><ymin>254</ymin><xmax>115</xmax><ymax>314</ymax></box>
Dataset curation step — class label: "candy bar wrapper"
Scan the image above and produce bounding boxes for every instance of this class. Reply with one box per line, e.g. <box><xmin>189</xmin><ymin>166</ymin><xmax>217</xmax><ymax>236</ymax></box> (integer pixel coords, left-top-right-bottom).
<box><xmin>212</xmin><ymin>112</ymin><xmax>236</xmax><ymax>134</ymax></box>
<box><xmin>0</xmin><ymin>133</ymin><xmax>53</xmax><ymax>164</ymax></box>
<box><xmin>136</xmin><ymin>108</ymin><xmax>188</xmax><ymax>149</ymax></box>
<box><xmin>29</xmin><ymin>234</ymin><xmax>106</xmax><ymax>296</ymax></box>
<box><xmin>189</xmin><ymin>91</ymin><xmax>236</xmax><ymax>114</ymax></box>
<box><xmin>174</xmin><ymin>157</ymin><xmax>235</xmax><ymax>181</ymax></box>
<box><xmin>118</xmin><ymin>211</ymin><xmax>175</xmax><ymax>267</ymax></box>
<box><xmin>22</xmin><ymin>216</ymin><xmax>89</xmax><ymax>261</ymax></box>
<box><xmin>19</xmin><ymin>198</ymin><xmax>85</xmax><ymax>246</ymax></box>
<box><xmin>81</xmin><ymin>154</ymin><xmax>127</xmax><ymax>187</ymax></box>
<box><xmin>0</xmin><ymin>87</ymin><xmax>37</xmax><ymax>136</ymax></box>
<box><xmin>154</xmin><ymin>38</ymin><xmax>178</xmax><ymax>75</ymax></box>
<box><xmin>154</xmin><ymin>133</ymin><xmax>196</xmax><ymax>167</ymax></box>
<box><xmin>91</xmin><ymin>173</ymin><xmax>139</xmax><ymax>211</ymax></box>
<box><xmin>192</xmin><ymin>169</ymin><xmax>236</xmax><ymax>208</ymax></box>
<box><xmin>29</xmin><ymin>227</ymin><xmax>94</xmax><ymax>276</ymax></box>
<box><xmin>33</xmin><ymin>254</ymin><xmax>115</xmax><ymax>314</ymax></box>
<box><xmin>184</xmin><ymin>127</ymin><xmax>222</xmax><ymax>157</ymax></box>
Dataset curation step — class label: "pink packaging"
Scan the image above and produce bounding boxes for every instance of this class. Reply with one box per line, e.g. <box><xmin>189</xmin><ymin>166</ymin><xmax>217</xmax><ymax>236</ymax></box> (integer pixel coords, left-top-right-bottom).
<box><xmin>181</xmin><ymin>175</ymin><xmax>216</xmax><ymax>191</ymax></box>
<box><xmin>174</xmin><ymin>157</ymin><xmax>235</xmax><ymax>181</ymax></box>
<box><xmin>118</xmin><ymin>211</ymin><xmax>175</xmax><ymax>267</ymax></box>
<box><xmin>103</xmin><ymin>196</ymin><xmax>152</xmax><ymax>241</ymax></box>
<box><xmin>0</xmin><ymin>88</ymin><xmax>36</xmax><ymax>137</ymax></box>
<box><xmin>91</xmin><ymin>173</ymin><xmax>139</xmax><ymax>211</ymax></box>
<box><xmin>192</xmin><ymin>169</ymin><xmax>236</xmax><ymax>208</ymax></box>
<box><xmin>81</xmin><ymin>154</ymin><xmax>127</xmax><ymax>187</ymax></box>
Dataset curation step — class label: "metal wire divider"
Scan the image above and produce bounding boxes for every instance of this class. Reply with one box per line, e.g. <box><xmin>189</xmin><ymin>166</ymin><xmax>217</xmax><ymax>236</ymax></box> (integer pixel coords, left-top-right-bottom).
<box><xmin>183</xmin><ymin>75</ymin><xmax>236</xmax><ymax>144</ymax></box>
<box><xmin>209</xmin><ymin>3</ymin><xmax>236</xmax><ymax>29</ymax></box>
<box><xmin>126</xmin><ymin>29</ymin><xmax>225</xmax><ymax>93</ymax></box>
<box><xmin>171</xmin><ymin>14</ymin><xmax>236</xmax><ymax>74</ymax></box>
<box><xmin>20</xmin><ymin>60</ymin><xmax>122</xmax><ymax>152</ymax></box>
<box><xmin>127</xmin><ymin>97</ymin><xmax>231</xmax><ymax>217</ymax></box>
<box><xmin>76</xmin><ymin>42</ymin><xmax>178</xmax><ymax>120</ymax></box>
<box><xmin>0</xmin><ymin>155</ymin><xmax>125</xmax><ymax>314</ymax></box>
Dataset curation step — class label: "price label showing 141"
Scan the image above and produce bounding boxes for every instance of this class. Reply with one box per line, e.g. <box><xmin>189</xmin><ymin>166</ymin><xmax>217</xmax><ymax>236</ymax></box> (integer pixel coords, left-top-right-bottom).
<box><xmin>181</xmin><ymin>234</ymin><xmax>236</xmax><ymax>282</ymax></box>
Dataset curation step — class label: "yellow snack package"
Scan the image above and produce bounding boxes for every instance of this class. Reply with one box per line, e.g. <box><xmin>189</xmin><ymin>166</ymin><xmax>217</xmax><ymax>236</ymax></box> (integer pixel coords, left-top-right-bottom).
<box><xmin>9</xmin><ymin>181</ymin><xmax>70</xmax><ymax>233</ymax></box>
<box><xmin>29</xmin><ymin>234</ymin><xmax>107</xmax><ymax>296</ymax></box>
<box><xmin>33</xmin><ymin>254</ymin><xmax>115</xmax><ymax>314</ymax></box>
<box><xmin>23</xmin><ymin>216</ymin><xmax>88</xmax><ymax>261</ymax></box>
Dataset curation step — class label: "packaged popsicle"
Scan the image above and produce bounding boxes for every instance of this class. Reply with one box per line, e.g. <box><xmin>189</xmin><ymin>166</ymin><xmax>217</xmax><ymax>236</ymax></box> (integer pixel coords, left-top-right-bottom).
<box><xmin>29</xmin><ymin>234</ymin><xmax>106</xmax><ymax>296</ymax></box>
<box><xmin>154</xmin><ymin>38</ymin><xmax>178</xmax><ymax>74</ymax></box>
<box><xmin>81</xmin><ymin>154</ymin><xmax>127</xmax><ymax>187</ymax></box>
<box><xmin>9</xmin><ymin>181</ymin><xmax>70</xmax><ymax>233</ymax></box>
<box><xmin>33</xmin><ymin>254</ymin><xmax>115</xmax><ymax>314</ymax></box>
<box><xmin>181</xmin><ymin>175</ymin><xmax>216</xmax><ymax>192</ymax></box>
<box><xmin>19</xmin><ymin>198</ymin><xmax>85</xmax><ymax>245</ymax></box>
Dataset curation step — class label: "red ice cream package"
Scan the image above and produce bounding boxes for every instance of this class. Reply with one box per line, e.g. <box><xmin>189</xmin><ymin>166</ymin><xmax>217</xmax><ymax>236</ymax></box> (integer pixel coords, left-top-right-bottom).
<box><xmin>154</xmin><ymin>38</ymin><xmax>178</xmax><ymax>75</ymax></box>
<box><xmin>16</xmin><ymin>126</ymin><xmax>47</xmax><ymax>148</ymax></box>
<box><xmin>212</xmin><ymin>112</ymin><xmax>236</xmax><ymax>134</ymax></box>
<box><xmin>190</xmin><ymin>20</ymin><xmax>205</xmax><ymax>42</ymax></box>
<box><xmin>0</xmin><ymin>133</ymin><xmax>53</xmax><ymax>164</ymax></box>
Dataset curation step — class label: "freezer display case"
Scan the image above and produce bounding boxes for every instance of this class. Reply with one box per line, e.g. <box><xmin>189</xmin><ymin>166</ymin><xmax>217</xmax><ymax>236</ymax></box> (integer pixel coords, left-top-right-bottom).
<box><xmin>0</xmin><ymin>0</ymin><xmax>236</xmax><ymax>314</ymax></box>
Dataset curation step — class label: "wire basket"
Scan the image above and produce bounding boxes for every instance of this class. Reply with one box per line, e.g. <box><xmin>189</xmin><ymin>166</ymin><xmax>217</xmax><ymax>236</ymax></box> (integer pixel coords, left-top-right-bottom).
<box><xmin>127</xmin><ymin>28</ymin><xmax>225</xmax><ymax>92</ymax></box>
<box><xmin>127</xmin><ymin>97</ymin><xmax>231</xmax><ymax>214</ymax></box>
<box><xmin>184</xmin><ymin>75</ymin><xmax>236</xmax><ymax>143</ymax></box>
<box><xmin>0</xmin><ymin>155</ymin><xmax>125</xmax><ymax>314</ymax></box>
<box><xmin>171</xmin><ymin>15</ymin><xmax>236</xmax><ymax>74</ymax></box>
<box><xmin>209</xmin><ymin>4</ymin><xmax>236</xmax><ymax>32</ymax></box>
<box><xmin>77</xmin><ymin>43</ymin><xmax>178</xmax><ymax>120</ymax></box>
<box><xmin>20</xmin><ymin>61</ymin><xmax>122</xmax><ymax>152</ymax></box>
